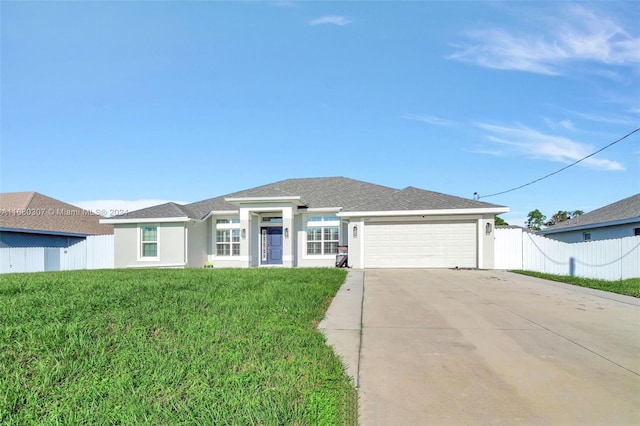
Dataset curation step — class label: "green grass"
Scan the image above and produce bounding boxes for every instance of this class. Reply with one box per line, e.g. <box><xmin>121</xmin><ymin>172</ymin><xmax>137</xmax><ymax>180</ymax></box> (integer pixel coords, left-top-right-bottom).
<box><xmin>510</xmin><ymin>270</ymin><xmax>640</xmax><ymax>298</ymax></box>
<box><xmin>0</xmin><ymin>268</ymin><xmax>357</xmax><ymax>425</ymax></box>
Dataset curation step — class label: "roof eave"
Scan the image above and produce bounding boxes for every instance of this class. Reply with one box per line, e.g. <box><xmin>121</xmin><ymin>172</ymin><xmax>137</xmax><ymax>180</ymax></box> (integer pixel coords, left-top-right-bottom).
<box><xmin>538</xmin><ymin>216</ymin><xmax>640</xmax><ymax>234</ymax></box>
<box><xmin>100</xmin><ymin>217</ymin><xmax>191</xmax><ymax>224</ymax></box>
<box><xmin>303</xmin><ymin>207</ymin><xmax>342</xmax><ymax>213</ymax></box>
<box><xmin>338</xmin><ymin>207</ymin><xmax>510</xmax><ymax>218</ymax></box>
<box><xmin>224</xmin><ymin>196</ymin><xmax>306</xmax><ymax>206</ymax></box>
<box><xmin>201</xmin><ymin>210</ymin><xmax>239</xmax><ymax>220</ymax></box>
<box><xmin>0</xmin><ymin>227</ymin><xmax>90</xmax><ymax>237</ymax></box>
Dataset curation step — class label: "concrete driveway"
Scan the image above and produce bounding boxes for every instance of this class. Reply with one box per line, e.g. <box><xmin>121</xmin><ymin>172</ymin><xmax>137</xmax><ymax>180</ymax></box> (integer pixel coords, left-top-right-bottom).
<box><xmin>320</xmin><ymin>269</ymin><xmax>640</xmax><ymax>425</ymax></box>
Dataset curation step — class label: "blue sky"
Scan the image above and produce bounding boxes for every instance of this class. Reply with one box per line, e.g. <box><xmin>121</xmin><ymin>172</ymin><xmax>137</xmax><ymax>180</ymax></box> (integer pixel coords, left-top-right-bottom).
<box><xmin>2</xmin><ymin>1</ymin><xmax>639</xmax><ymax>225</ymax></box>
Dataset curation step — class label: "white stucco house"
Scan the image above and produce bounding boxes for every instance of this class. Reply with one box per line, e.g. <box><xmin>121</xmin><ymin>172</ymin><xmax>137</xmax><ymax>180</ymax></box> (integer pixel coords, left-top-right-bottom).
<box><xmin>102</xmin><ymin>177</ymin><xmax>509</xmax><ymax>269</ymax></box>
<box><xmin>538</xmin><ymin>193</ymin><xmax>640</xmax><ymax>243</ymax></box>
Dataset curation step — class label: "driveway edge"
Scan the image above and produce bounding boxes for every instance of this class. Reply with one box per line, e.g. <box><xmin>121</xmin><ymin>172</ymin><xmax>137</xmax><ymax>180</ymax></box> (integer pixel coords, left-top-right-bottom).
<box><xmin>318</xmin><ymin>269</ymin><xmax>364</xmax><ymax>387</ymax></box>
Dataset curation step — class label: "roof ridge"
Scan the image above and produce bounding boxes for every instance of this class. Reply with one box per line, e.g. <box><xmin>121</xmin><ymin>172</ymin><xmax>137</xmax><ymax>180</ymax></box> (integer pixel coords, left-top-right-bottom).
<box><xmin>345</xmin><ymin>186</ymin><xmax>403</xmax><ymax>211</ymax></box>
<box><xmin>24</xmin><ymin>192</ymin><xmax>37</xmax><ymax>207</ymax></box>
<box><xmin>0</xmin><ymin>192</ymin><xmax>113</xmax><ymax>235</ymax></box>
<box><xmin>543</xmin><ymin>192</ymin><xmax>640</xmax><ymax>231</ymax></box>
<box><xmin>0</xmin><ymin>191</ymin><xmax>37</xmax><ymax>209</ymax></box>
<box><xmin>30</xmin><ymin>192</ymin><xmax>99</xmax><ymax>213</ymax></box>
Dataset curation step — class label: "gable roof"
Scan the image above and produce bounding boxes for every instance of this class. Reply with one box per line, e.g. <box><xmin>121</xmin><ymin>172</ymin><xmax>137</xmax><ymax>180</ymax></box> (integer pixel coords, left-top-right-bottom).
<box><xmin>112</xmin><ymin>202</ymin><xmax>197</xmax><ymax>220</ymax></box>
<box><xmin>189</xmin><ymin>177</ymin><xmax>401</xmax><ymax>218</ymax></box>
<box><xmin>0</xmin><ymin>192</ymin><xmax>113</xmax><ymax>235</ymax></box>
<box><xmin>539</xmin><ymin>193</ymin><xmax>640</xmax><ymax>234</ymax></box>
<box><xmin>352</xmin><ymin>186</ymin><xmax>500</xmax><ymax>212</ymax></box>
<box><xmin>112</xmin><ymin>177</ymin><xmax>507</xmax><ymax>221</ymax></box>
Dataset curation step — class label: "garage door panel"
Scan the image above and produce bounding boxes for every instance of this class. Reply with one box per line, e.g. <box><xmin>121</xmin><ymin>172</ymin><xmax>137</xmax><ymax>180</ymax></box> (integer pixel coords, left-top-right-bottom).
<box><xmin>364</xmin><ymin>222</ymin><xmax>476</xmax><ymax>268</ymax></box>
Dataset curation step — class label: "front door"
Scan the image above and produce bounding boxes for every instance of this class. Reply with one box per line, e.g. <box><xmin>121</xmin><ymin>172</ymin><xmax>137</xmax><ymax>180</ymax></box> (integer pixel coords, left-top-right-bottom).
<box><xmin>261</xmin><ymin>227</ymin><xmax>283</xmax><ymax>265</ymax></box>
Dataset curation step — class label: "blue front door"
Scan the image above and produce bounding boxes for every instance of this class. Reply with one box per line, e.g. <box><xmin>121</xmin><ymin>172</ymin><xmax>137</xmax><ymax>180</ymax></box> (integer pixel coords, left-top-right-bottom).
<box><xmin>261</xmin><ymin>227</ymin><xmax>283</xmax><ymax>265</ymax></box>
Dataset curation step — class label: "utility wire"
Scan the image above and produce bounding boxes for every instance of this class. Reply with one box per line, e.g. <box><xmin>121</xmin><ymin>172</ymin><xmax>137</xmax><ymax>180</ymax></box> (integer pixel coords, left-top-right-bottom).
<box><xmin>478</xmin><ymin>127</ymin><xmax>640</xmax><ymax>199</ymax></box>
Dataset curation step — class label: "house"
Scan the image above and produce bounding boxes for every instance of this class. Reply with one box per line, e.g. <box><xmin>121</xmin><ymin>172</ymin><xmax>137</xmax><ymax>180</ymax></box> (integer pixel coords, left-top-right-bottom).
<box><xmin>538</xmin><ymin>193</ymin><xmax>640</xmax><ymax>243</ymax></box>
<box><xmin>0</xmin><ymin>192</ymin><xmax>113</xmax><ymax>248</ymax></box>
<box><xmin>102</xmin><ymin>177</ymin><xmax>509</xmax><ymax>269</ymax></box>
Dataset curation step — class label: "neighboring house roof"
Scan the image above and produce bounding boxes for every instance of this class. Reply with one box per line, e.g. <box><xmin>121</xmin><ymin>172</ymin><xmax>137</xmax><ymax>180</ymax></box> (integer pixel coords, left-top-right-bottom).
<box><xmin>538</xmin><ymin>193</ymin><xmax>640</xmax><ymax>235</ymax></box>
<box><xmin>0</xmin><ymin>192</ymin><xmax>113</xmax><ymax>235</ymax></box>
<box><xmin>114</xmin><ymin>177</ymin><xmax>506</xmax><ymax>221</ymax></box>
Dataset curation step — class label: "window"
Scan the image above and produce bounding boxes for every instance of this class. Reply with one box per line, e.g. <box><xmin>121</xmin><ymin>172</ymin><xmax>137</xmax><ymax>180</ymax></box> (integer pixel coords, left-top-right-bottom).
<box><xmin>308</xmin><ymin>215</ymin><xmax>340</xmax><ymax>222</ymax></box>
<box><xmin>306</xmin><ymin>216</ymin><xmax>340</xmax><ymax>255</ymax></box>
<box><xmin>583</xmin><ymin>232</ymin><xmax>591</xmax><ymax>241</ymax></box>
<box><xmin>214</xmin><ymin>217</ymin><xmax>241</xmax><ymax>256</ymax></box>
<box><xmin>216</xmin><ymin>218</ymin><xmax>240</xmax><ymax>224</ymax></box>
<box><xmin>216</xmin><ymin>229</ymin><xmax>240</xmax><ymax>256</ymax></box>
<box><xmin>635</xmin><ymin>228</ymin><xmax>640</xmax><ymax>236</ymax></box>
<box><xmin>262</xmin><ymin>217</ymin><xmax>283</xmax><ymax>223</ymax></box>
<box><xmin>141</xmin><ymin>226</ymin><xmax>158</xmax><ymax>258</ymax></box>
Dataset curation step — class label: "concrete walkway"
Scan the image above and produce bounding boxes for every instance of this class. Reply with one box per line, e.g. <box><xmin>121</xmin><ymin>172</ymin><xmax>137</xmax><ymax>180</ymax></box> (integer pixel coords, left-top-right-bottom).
<box><xmin>320</xmin><ymin>269</ymin><xmax>640</xmax><ymax>425</ymax></box>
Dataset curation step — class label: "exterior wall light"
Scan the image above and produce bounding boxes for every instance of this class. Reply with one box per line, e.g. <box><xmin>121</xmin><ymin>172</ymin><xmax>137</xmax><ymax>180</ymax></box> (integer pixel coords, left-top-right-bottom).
<box><xmin>353</xmin><ymin>225</ymin><xmax>358</xmax><ymax>238</ymax></box>
<box><xmin>284</xmin><ymin>227</ymin><xmax>289</xmax><ymax>239</ymax></box>
<box><xmin>485</xmin><ymin>223</ymin><xmax>492</xmax><ymax>235</ymax></box>
<box><xmin>241</xmin><ymin>228</ymin><xmax>246</xmax><ymax>239</ymax></box>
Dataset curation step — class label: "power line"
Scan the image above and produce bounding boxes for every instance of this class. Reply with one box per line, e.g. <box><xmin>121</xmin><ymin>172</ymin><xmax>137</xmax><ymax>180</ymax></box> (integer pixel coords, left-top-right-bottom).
<box><xmin>478</xmin><ymin>127</ymin><xmax>640</xmax><ymax>199</ymax></box>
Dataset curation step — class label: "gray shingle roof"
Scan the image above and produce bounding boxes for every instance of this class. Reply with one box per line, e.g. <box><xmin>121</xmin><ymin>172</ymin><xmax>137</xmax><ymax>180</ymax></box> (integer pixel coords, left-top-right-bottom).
<box><xmin>541</xmin><ymin>193</ymin><xmax>640</xmax><ymax>232</ymax></box>
<box><xmin>221</xmin><ymin>177</ymin><xmax>399</xmax><ymax>211</ymax></box>
<box><xmin>352</xmin><ymin>186</ymin><xmax>503</xmax><ymax>211</ymax></box>
<box><xmin>119</xmin><ymin>177</ymin><xmax>506</xmax><ymax>220</ymax></box>
<box><xmin>113</xmin><ymin>202</ymin><xmax>196</xmax><ymax>220</ymax></box>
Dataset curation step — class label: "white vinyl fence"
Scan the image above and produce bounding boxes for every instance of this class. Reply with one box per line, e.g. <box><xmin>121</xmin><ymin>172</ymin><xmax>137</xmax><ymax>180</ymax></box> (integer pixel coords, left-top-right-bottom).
<box><xmin>0</xmin><ymin>235</ymin><xmax>114</xmax><ymax>274</ymax></box>
<box><xmin>494</xmin><ymin>227</ymin><xmax>640</xmax><ymax>280</ymax></box>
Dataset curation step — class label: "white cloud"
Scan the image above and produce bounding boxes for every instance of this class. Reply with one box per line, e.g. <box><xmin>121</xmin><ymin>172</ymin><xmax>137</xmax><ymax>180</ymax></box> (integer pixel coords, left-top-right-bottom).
<box><xmin>470</xmin><ymin>147</ymin><xmax>505</xmax><ymax>157</ymax></box>
<box><xmin>559</xmin><ymin>120</ymin><xmax>575</xmax><ymax>130</ymax></box>
<box><xmin>309</xmin><ymin>15</ymin><xmax>352</xmax><ymax>26</ymax></box>
<box><xmin>477</xmin><ymin>122</ymin><xmax>624</xmax><ymax>171</ymax></box>
<box><xmin>402</xmin><ymin>113</ymin><xmax>454</xmax><ymax>126</ymax></box>
<box><xmin>448</xmin><ymin>4</ymin><xmax>640</xmax><ymax>75</ymax></box>
<box><xmin>72</xmin><ymin>199</ymin><xmax>189</xmax><ymax>217</ymax></box>
<box><xmin>564</xmin><ymin>109</ymin><xmax>637</xmax><ymax>125</ymax></box>
<box><xmin>544</xmin><ymin>118</ymin><xmax>575</xmax><ymax>130</ymax></box>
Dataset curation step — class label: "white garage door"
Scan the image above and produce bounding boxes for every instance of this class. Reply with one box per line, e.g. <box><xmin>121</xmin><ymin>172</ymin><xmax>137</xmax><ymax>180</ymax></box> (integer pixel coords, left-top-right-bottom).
<box><xmin>364</xmin><ymin>221</ymin><xmax>477</xmax><ymax>268</ymax></box>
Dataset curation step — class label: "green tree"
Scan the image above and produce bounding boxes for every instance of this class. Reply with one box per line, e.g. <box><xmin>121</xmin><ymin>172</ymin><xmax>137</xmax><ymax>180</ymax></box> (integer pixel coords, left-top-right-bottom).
<box><xmin>546</xmin><ymin>210</ymin><xmax>570</xmax><ymax>226</ymax></box>
<box><xmin>546</xmin><ymin>209</ymin><xmax>585</xmax><ymax>226</ymax></box>
<box><xmin>495</xmin><ymin>215</ymin><xmax>508</xmax><ymax>226</ymax></box>
<box><xmin>526</xmin><ymin>209</ymin><xmax>546</xmax><ymax>231</ymax></box>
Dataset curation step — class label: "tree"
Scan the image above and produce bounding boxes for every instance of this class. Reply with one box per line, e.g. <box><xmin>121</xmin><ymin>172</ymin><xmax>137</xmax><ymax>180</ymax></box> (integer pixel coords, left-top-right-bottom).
<box><xmin>545</xmin><ymin>209</ymin><xmax>585</xmax><ymax>227</ymax></box>
<box><xmin>526</xmin><ymin>209</ymin><xmax>546</xmax><ymax>231</ymax></box>
<box><xmin>546</xmin><ymin>210</ymin><xmax>570</xmax><ymax>226</ymax></box>
<box><xmin>495</xmin><ymin>215</ymin><xmax>508</xmax><ymax>226</ymax></box>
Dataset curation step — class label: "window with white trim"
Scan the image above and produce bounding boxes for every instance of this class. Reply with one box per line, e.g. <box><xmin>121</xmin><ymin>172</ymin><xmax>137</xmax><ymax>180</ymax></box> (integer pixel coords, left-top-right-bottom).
<box><xmin>215</xmin><ymin>218</ymin><xmax>240</xmax><ymax>256</ymax></box>
<box><xmin>216</xmin><ymin>218</ymin><xmax>240</xmax><ymax>224</ymax></box>
<box><xmin>306</xmin><ymin>216</ymin><xmax>340</xmax><ymax>255</ymax></box>
<box><xmin>262</xmin><ymin>216</ymin><xmax>283</xmax><ymax>223</ymax></box>
<box><xmin>141</xmin><ymin>226</ymin><xmax>158</xmax><ymax>258</ymax></box>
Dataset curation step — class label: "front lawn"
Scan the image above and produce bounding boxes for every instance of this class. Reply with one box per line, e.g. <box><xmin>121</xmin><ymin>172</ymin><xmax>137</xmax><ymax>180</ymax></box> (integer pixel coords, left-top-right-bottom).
<box><xmin>510</xmin><ymin>270</ymin><xmax>640</xmax><ymax>298</ymax></box>
<box><xmin>0</xmin><ymin>268</ymin><xmax>356</xmax><ymax>425</ymax></box>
